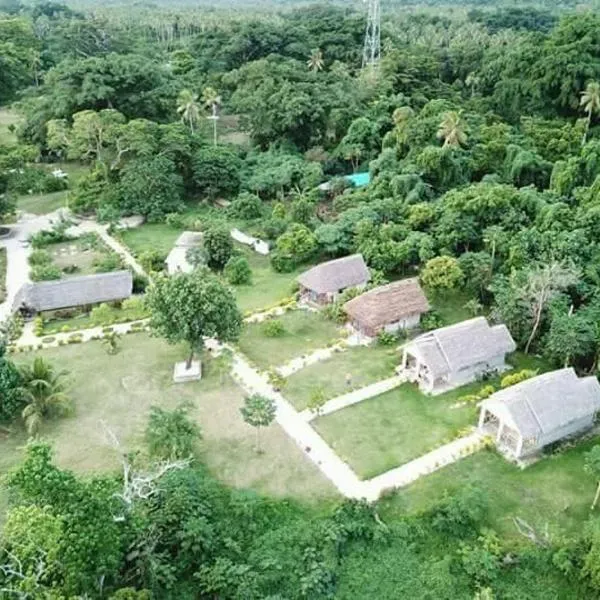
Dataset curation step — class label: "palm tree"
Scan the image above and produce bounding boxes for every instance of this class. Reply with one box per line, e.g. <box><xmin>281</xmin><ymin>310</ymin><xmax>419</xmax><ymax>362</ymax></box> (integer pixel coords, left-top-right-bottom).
<box><xmin>580</xmin><ymin>81</ymin><xmax>600</xmax><ymax>146</ymax></box>
<box><xmin>307</xmin><ymin>48</ymin><xmax>324</xmax><ymax>73</ymax></box>
<box><xmin>18</xmin><ymin>358</ymin><xmax>71</xmax><ymax>435</ymax></box>
<box><xmin>201</xmin><ymin>87</ymin><xmax>222</xmax><ymax>146</ymax></box>
<box><xmin>177</xmin><ymin>89</ymin><xmax>200</xmax><ymax>135</ymax></box>
<box><xmin>465</xmin><ymin>72</ymin><xmax>480</xmax><ymax>97</ymax></box>
<box><xmin>437</xmin><ymin>110</ymin><xmax>468</xmax><ymax>148</ymax></box>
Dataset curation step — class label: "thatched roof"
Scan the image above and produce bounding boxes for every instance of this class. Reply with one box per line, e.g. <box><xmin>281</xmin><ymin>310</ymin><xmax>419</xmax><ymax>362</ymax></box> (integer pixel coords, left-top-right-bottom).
<box><xmin>344</xmin><ymin>279</ymin><xmax>429</xmax><ymax>329</ymax></box>
<box><xmin>482</xmin><ymin>368</ymin><xmax>600</xmax><ymax>439</ymax></box>
<box><xmin>408</xmin><ymin>317</ymin><xmax>516</xmax><ymax>378</ymax></box>
<box><xmin>14</xmin><ymin>271</ymin><xmax>133</xmax><ymax>312</ymax></box>
<box><xmin>298</xmin><ymin>254</ymin><xmax>370</xmax><ymax>295</ymax></box>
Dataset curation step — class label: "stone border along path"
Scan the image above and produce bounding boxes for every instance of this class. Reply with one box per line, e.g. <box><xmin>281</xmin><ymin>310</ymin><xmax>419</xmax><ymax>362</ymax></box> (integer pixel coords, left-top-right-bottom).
<box><xmin>299</xmin><ymin>375</ymin><xmax>406</xmax><ymax>422</ymax></box>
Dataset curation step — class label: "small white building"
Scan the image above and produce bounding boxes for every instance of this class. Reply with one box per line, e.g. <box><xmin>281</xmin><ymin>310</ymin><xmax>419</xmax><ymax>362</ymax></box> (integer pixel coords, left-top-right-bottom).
<box><xmin>165</xmin><ymin>231</ymin><xmax>203</xmax><ymax>275</ymax></box>
<box><xmin>479</xmin><ymin>368</ymin><xmax>600</xmax><ymax>459</ymax></box>
<box><xmin>230</xmin><ymin>228</ymin><xmax>270</xmax><ymax>255</ymax></box>
<box><xmin>398</xmin><ymin>317</ymin><xmax>516</xmax><ymax>394</ymax></box>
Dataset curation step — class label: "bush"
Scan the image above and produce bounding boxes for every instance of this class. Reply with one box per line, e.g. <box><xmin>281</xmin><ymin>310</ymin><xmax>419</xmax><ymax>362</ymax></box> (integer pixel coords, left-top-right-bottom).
<box><xmin>93</xmin><ymin>253</ymin><xmax>123</xmax><ymax>273</ymax></box>
<box><xmin>139</xmin><ymin>250</ymin><xmax>166</xmax><ymax>273</ymax></box>
<box><xmin>500</xmin><ymin>369</ymin><xmax>538</xmax><ymax>389</ymax></box>
<box><xmin>270</xmin><ymin>251</ymin><xmax>296</xmax><ymax>273</ymax></box>
<box><xmin>132</xmin><ymin>273</ymin><xmax>149</xmax><ymax>293</ymax></box>
<box><xmin>204</xmin><ymin>225</ymin><xmax>233</xmax><ymax>271</ymax></box>
<box><xmin>1</xmin><ymin>313</ymin><xmax>24</xmax><ymax>342</ymax></box>
<box><xmin>432</xmin><ymin>485</ymin><xmax>487</xmax><ymax>537</ymax></box>
<box><xmin>29</xmin><ymin>221</ymin><xmax>74</xmax><ymax>248</ymax></box>
<box><xmin>90</xmin><ymin>303</ymin><xmax>113</xmax><ymax>326</ymax></box>
<box><xmin>28</xmin><ymin>249</ymin><xmax>52</xmax><ymax>266</ymax></box>
<box><xmin>165</xmin><ymin>212</ymin><xmax>185</xmax><ymax>229</ymax></box>
<box><xmin>146</xmin><ymin>404</ymin><xmax>201</xmax><ymax>460</ymax></box>
<box><xmin>377</xmin><ymin>330</ymin><xmax>397</xmax><ymax>346</ymax></box>
<box><xmin>30</xmin><ymin>264</ymin><xmax>62</xmax><ymax>281</ymax></box>
<box><xmin>262</xmin><ymin>319</ymin><xmax>285</xmax><ymax>337</ymax></box>
<box><xmin>421</xmin><ymin>310</ymin><xmax>444</xmax><ymax>331</ymax></box>
<box><xmin>7</xmin><ymin>166</ymin><xmax>68</xmax><ymax>195</ymax></box>
<box><xmin>228</xmin><ymin>192</ymin><xmax>263</xmax><ymax>220</ymax></box>
<box><xmin>33</xmin><ymin>316</ymin><xmax>44</xmax><ymax>337</ymax></box>
<box><xmin>224</xmin><ymin>256</ymin><xmax>252</xmax><ymax>285</ymax></box>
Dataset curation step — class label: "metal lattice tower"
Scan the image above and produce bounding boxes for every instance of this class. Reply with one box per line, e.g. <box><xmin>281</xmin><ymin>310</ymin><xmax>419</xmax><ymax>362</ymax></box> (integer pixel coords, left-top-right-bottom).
<box><xmin>362</xmin><ymin>0</ymin><xmax>381</xmax><ymax>69</ymax></box>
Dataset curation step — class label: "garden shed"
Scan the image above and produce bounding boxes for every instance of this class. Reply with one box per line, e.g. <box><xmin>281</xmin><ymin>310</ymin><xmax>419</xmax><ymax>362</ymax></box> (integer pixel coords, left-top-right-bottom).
<box><xmin>479</xmin><ymin>368</ymin><xmax>600</xmax><ymax>459</ymax></box>
<box><xmin>398</xmin><ymin>317</ymin><xmax>516</xmax><ymax>394</ymax></box>
<box><xmin>298</xmin><ymin>254</ymin><xmax>370</xmax><ymax>305</ymax></box>
<box><xmin>13</xmin><ymin>271</ymin><xmax>133</xmax><ymax>313</ymax></box>
<box><xmin>165</xmin><ymin>231</ymin><xmax>203</xmax><ymax>275</ymax></box>
<box><xmin>344</xmin><ymin>278</ymin><xmax>429</xmax><ymax>338</ymax></box>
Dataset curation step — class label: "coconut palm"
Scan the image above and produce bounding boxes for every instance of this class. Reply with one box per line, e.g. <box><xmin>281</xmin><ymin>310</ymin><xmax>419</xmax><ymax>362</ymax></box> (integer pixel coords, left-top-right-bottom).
<box><xmin>177</xmin><ymin>89</ymin><xmax>200</xmax><ymax>135</ymax></box>
<box><xmin>437</xmin><ymin>110</ymin><xmax>468</xmax><ymax>148</ymax></box>
<box><xmin>580</xmin><ymin>81</ymin><xmax>600</xmax><ymax>146</ymax></box>
<box><xmin>201</xmin><ymin>87</ymin><xmax>222</xmax><ymax>146</ymax></box>
<box><xmin>465</xmin><ymin>72</ymin><xmax>480</xmax><ymax>97</ymax></box>
<box><xmin>18</xmin><ymin>357</ymin><xmax>71</xmax><ymax>435</ymax></box>
<box><xmin>307</xmin><ymin>48</ymin><xmax>324</xmax><ymax>73</ymax></box>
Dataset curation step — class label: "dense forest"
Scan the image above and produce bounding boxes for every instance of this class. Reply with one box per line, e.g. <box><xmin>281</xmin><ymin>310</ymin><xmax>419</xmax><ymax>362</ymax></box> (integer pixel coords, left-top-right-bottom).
<box><xmin>4</xmin><ymin>0</ymin><xmax>600</xmax><ymax>598</ymax></box>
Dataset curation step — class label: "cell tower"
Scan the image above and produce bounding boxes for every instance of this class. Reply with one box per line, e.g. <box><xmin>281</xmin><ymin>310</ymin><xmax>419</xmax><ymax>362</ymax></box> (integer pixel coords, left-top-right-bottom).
<box><xmin>362</xmin><ymin>0</ymin><xmax>381</xmax><ymax>69</ymax></box>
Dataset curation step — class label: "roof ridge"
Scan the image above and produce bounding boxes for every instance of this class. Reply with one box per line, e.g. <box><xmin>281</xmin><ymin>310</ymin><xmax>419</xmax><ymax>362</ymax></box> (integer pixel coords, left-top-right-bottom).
<box><xmin>432</xmin><ymin>331</ymin><xmax>452</xmax><ymax>372</ymax></box>
<box><xmin>523</xmin><ymin>391</ymin><xmax>545</xmax><ymax>435</ymax></box>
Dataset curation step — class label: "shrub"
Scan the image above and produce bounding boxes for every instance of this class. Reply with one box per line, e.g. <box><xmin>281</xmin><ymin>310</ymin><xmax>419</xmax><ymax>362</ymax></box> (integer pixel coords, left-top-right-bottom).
<box><xmin>228</xmin><ymin>192</ymin><xmax>263</xmax><ymax>220</ymax></box>
<box><xmin>224</xmin><ymin>256</ymin><xmax>252</xmax><ymax>285</ymax></box>
<box><xmin>28</xmin><ymin>249</ymin><xmax>52</xmax><ymax>266</ymax></box>
<box><xmin>421</xmin><ymin>310</ymin><xmax>444</xmax><ymax>331</ymax></box>
<box><xmin>270</xmin><ymin>251</ymin><xmax>296</xmax><ymax>273</ymax></box>
<box><xmin>203</xmin><ymin>224</ymin><xmax>233</xmax><ymax>271</ymax></box>
<box><xmin>262</xmin><ymin>319</ymin><xmax>285</xmax><ymax>337</ymax></box>
<box><xmin>478</xmin><ymin>385</ymin><xmax>496</xmax><ymax>399</ymax></box>
<box><xmin>132</xmin><ymin>273</ymin><xmax>149</xmax><ymax>293</ymax></box>
<box><xmin>1</xmin><ymin>313</ymin><xmax>24</xmax><ymax>342</ymax></box>
<box><xmin>377</xmin><ymin>330</ymin><xmax>397</xmax><ymax>346</ymax></box>
<box><xmin>146</xmin><ymin>404</ymin><xmax>201</xmax><ymax>460</ymax></box>
<box><xmin>90</xmin><ymin>303</ymin><xmax>113</xmax><ymax>326</ymax></box>
<box><xmin>500</xmin><ymin>369</ymin><xmax>538</xmax><ymax>388</ymax></box>
<box><xmin>7</xmin><ymin>166</ymin><xmax>68</xmax><ymax>195</ymax></box>
<box><xmin>30</xmin><ymin>264</ymin><xmax>62</xmax><ymax>281</ymax></box>
<box><xmin>139</xmin><ymin>250</ymin><xmax>166</xmax><ymax>273</ymax></box>
<box><xmin>432</xmin><ymin>485</ymin><xmax>488</xmax><ymax>536</ymax></box>
<box><xmin>165</xmin><ymin>212</ymin><xmax>185</xmax><ymax>229</ymax></box>
<box><xmin>29</xmin><ymin>220</ymin><xmax>74</xmax><ymax>248</ymax></box>
<box><xmin>93</xmin><ymin>253</ymin><xmax>123</xmax><ymax>273</ymax></box>
<box><xmin>33</xmin><ymin>316</ymin><xmax>44</xmax><ymax>337</ymax></box>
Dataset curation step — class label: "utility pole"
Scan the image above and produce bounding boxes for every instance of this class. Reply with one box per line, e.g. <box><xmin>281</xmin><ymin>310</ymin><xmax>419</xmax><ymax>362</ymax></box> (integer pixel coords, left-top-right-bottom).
<box><xmin>362</xmin><ymin>0</ymin><xmax>381</xmax><ymax>69</ymax></box>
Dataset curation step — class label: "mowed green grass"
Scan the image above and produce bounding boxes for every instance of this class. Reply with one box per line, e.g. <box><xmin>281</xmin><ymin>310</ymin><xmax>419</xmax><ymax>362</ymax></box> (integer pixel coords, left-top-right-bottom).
<box><xmin>238</xmin><ymin>310</ymin><xmax>343</xmax><ymax>370</ymax></box>
<box><xmin>380</xmin><ymin>441</ymin><xmax>600</xmax><ymax>538</ymax></box>
<box><xmin>284</xmin><ymin>344</ymin><xmax>399</xmax><ymax>410</ymax></box>
<box><xmin>119</xmin><ymin>223</ymin><xmax>182</xmax><ymax>256</ymax></box>
<box><xmin>1</xmin><ymin>335</ymin><xmax>336</xmax><ymax>504</ymax></box>
<box><xmin>233</xmin><ymin>245</ymin><xmax>300</xmax><ymax>312</ymax></box>
<box><xmin>313</xmin><ymin>382</ymin><xmax>478</xmax><ymax>479</ymax></box>
<box><xmin>0</xmin><ymin>107</ymin><xmax>19</xmax><ymax>145</ymax></box>
<box><xmin>312</xmin><ymin>353</ymin><xmax>550</xmax><ymax>479</ymax></box>
<box><xmin>16</xmin><ymin>190</ymin><xmax>68</xmax><ymax>215</ymax></box>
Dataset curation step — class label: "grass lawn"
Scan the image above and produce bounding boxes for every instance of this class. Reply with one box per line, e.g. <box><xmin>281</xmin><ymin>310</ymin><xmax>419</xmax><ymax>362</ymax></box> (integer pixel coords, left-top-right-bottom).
<box><xmin>120</xmin><ymin>223</ymin><xmax>182</xmax><ymax>256</ymax></box>
<box><xmin>313</xmin><ymin>352</ymin><xmax>550</xmax><ymax>480</ymax></box>
<box><xmin>238</xmin><ymin>310</ymin><xmax>343</xmax><ymax>371</ymax></box>
<box><xmin>16</xmin><ymin>190</ymin><xmax>67</xmax><ymax>215</ymax></box>
<box><xmin>284</xmin><ymin>344</ymin><xmax>399</xmax><ymax>410</ymax></box>
<box><xmin>1</xmin><ymin>335</ymin><xmax>336</xmax><ymax>505</ymax></box>
<box><xmin>0</xmin><ymin>247</ymin><xmax>6</xmax><ymax>302</ymax></box>
<box><xmin>380</xmin><ymin>440</ymin><xmax>600</xmax><ymax>539</ymax></box>
<box><xmin>429</xmin><ymin>289</ymin><xmax>476</xmax><ymax>326</ymax></box>
<box><xmin>0</xmin><ymin>107</ymin><xmax>19</xmax><ymax>145</ymax></box>
<box><xmin>313</xmin><ymin>382</ymin><xmax>478</xmax><ymax>479</ymax></box>
<box><xmin>232</xmin><ymin>245</ymin><xmax>299</xmax><ymax>312</ymax></box>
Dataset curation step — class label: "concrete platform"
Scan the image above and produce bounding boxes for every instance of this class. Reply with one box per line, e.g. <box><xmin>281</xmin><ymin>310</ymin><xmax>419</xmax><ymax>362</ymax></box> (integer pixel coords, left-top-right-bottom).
<box><xmin>173</xmin><ymin>360</ymin><xmax>202</xmax><ymax>383</ymax></box>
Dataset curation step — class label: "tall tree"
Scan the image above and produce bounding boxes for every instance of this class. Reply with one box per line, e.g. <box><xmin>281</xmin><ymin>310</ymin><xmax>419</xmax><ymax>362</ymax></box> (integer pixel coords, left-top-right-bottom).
<box><xmin>146</xmin><ymin>270</ymin><xmax>242</xmax><ymax>370</ymax></box>
<box><xmin>437</xmin><ymin>110</ymin><xmax>468</xmax><ymax>148</ymax></box>
<box><xmin>201</xmin><ymin>86</ymin><xmax>222</xmax><ymax>146</ymax></box>
<box><xmin>177</xmin><ymin>89</ymin><xmax>200</xmax><ymax>135</ymax></box>
<box><xmin>581</xmin><ymin>81</ymin><xmax>600</xmax><ymax>146</ymax></box>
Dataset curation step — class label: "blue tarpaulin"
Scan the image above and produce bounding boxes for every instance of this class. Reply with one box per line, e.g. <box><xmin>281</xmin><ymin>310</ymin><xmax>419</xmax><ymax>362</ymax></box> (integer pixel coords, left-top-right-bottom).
<box><xmin>345</xmin><ymin>172</ymin><xmax>371</xmax><ymax>187</ymax></box>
